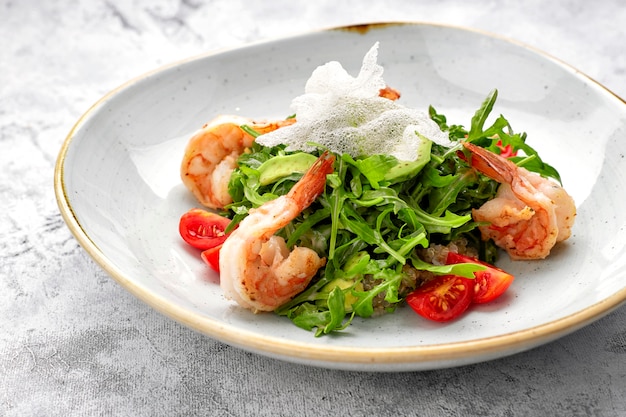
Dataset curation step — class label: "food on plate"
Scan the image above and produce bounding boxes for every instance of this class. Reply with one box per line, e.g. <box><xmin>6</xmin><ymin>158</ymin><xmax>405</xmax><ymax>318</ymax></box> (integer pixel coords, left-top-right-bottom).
<box><xmin>181</xmin><ymin>116</ymin><xmax>296</xmax><ymax>209</ymax></box>
<box><xmin>219</xmin><ymin>152</ymin><xmax>334</xmax><ymax>312</ymax></box>
<box><xmin>445</xmin><ymin>252</ymin><xmax>515</xmax><ymax>305</ymax></box>
<box><xmin>462</xmin><ymin>142</ymin><xmax>576</xmax><ymax>260</ymax></box>
<box><xmin>405</xmin><ymin>274</ymin><xmax>475</xmax><ymax>323</ymax></box>
<box><xmin>179</xmin><ymin>208</ymin><xmax>233</xmax><ymax>250</ymax></box>
<box><xmin>178</xmin><ymin>43</ymin><xmax>575</xmax><ymax>335</ymax></box>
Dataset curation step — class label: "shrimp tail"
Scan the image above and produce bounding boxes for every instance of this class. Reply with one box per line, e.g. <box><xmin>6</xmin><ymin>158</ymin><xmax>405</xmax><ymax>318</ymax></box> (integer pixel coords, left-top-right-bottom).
<box><xmin>462</xmin><ymin>141</ymin><xmax>515</xmax><ymax>184</ymax></box>
<box><xmin>287</xmin><ymin>151</ymin><xmax>335</xmax><ymax>209</ymax></box>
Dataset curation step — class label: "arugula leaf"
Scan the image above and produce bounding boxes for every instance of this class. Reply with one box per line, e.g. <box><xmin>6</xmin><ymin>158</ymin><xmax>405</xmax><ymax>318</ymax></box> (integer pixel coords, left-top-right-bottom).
<box><xmin>352</xmin><ymin>268</ymin><xmax>405</xmax><ymax>317</ymax></box>
<box><xmin>409</xmin><ymin>256</ymin><xmax>485</xmax><ymax>278</ymax></box>
<box><xmin>429</xmin><ymin>106</ymin><xmax>467</xmax><ymax>140</ymax></box>
<box><xmin>468</xmin><ymin>89</ymin><xmax>498</xmax><ymax>141</ymax></box>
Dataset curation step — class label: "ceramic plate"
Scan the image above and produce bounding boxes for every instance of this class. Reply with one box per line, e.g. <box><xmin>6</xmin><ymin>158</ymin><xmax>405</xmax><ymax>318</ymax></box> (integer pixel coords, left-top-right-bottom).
<box><xmin>54</xmin><ymin>22</ymin><xmax>626</xmax><ymax>371</ymax></box>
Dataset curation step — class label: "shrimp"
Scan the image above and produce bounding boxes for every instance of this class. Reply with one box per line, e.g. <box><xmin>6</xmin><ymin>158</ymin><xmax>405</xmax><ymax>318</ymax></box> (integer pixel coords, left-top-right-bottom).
<box><xmin>180</xmin><ymin>115</ymin><xmax>296</xmax><ymax>209</ymax></box>
<box><xmin>219</xmin><ymin>151</ymin><xmax>335</xmax><ymax>312</ymax></box>
<box><xmin>463</xmin><ymin>142</ymin><xmax>576</xmax><ymax>260</ymax></box>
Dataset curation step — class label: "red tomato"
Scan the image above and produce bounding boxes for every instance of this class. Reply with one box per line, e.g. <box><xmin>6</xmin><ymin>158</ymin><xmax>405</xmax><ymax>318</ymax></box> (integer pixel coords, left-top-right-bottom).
<box><xmin>495</xmin><ymin>139</ymin><xmax>517</xmax><ymax>158</ymax></box>
<box><xmin>201</xmin><ymin>245</ymin><xmax>222</xmax><ymax>273</ymax></box>
<box><xmin>406</xmin><ymin>275</ymin><xmax>474</xmax><ymax>322</ymax></box>
<box><xmin>179</xmin><ymin>208</ymin><xmax>233</xmax><ymax>251</ymax></box>
<box><xmin>445</xmin><ymin>252</ymin><xmax>514</xmax><ymax>304</ymax></box>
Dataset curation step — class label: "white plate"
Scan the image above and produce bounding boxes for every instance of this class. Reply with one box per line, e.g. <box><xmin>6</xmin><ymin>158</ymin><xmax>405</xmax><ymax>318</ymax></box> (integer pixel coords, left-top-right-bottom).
<box><xmin>54</xmin><ymin>22</ymin><xmax>626</xmax><ymax>371</ymax></box>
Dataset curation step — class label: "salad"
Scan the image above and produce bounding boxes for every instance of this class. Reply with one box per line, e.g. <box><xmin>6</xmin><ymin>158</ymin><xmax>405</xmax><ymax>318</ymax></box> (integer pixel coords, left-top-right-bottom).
<box><xmin>178</xmin><ymin>43</ymin><xmax>575</xmax><ymax>336</ymax></box>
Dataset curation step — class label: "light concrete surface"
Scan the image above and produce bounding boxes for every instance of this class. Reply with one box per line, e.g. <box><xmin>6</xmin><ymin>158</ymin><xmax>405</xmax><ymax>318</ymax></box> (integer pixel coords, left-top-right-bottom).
<box><xmin>1</xmin><ymin>1</ymin><xmax>625</xmax><ymax>415</ymax></box>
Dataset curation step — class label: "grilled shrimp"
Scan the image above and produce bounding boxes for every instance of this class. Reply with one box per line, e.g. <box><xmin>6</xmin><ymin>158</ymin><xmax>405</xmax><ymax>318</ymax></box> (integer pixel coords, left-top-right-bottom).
<box><xmin>180</xmin><ymin>115</ymin><xmax>295</xmax><ymax>209</ymax></box>
<box><xmin>219</xmin><ymin>152</ymin><xmax>335</xmax><ymax>312</ymax></box>
<box><xmin>463</xmin><ymin>142</ymin><xmax>576</xmax><ymax>260</ymax></box>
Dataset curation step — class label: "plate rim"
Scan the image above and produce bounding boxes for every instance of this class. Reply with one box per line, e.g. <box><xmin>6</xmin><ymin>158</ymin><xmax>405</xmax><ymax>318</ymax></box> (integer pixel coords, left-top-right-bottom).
<box><xmin>54</xmin><ymin>21</ymin><xmax>626</xmax><ymax>370</ymax></box>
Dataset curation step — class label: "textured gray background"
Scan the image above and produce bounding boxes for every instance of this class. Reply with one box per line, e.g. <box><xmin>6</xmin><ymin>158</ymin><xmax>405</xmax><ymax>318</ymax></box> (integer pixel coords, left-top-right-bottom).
<box><xmin>2</xmin><ymin>0</ymin><xmax>625</xmax><ymax>416</ymax></box>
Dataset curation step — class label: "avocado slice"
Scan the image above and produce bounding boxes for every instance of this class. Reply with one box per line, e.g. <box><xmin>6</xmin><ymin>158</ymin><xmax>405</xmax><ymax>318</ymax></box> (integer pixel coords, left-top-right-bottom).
<box><xmin>383</xmin><ymin>136</ymin><xmax>432</xmax><ymax>183</ymax></box>
<box><xmin>257</xmin><ymin>153</ymin><xmax>318</xmax><ymax>185</ymax></box>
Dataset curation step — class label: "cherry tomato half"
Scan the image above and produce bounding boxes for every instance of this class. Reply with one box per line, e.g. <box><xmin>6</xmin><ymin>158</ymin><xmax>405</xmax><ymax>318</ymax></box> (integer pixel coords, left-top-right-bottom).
<box><xmin>446</xmin><ymin>252</ymin><xmax>515</xmax><ymax>304</ymax></box>
<box><xmin>201</xmin><ymin>245</ymin><xmax>222</xmax><ymax>273</ymax></box>
<box><xmin>406</xmin><ymin>274</ymin><xmax>474</xmax><ymax>322</ymax></box>
<box><xmin>179</xmin><ymin>208</ymin><xmax>233</xmax><ymax>251</ymax></box>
